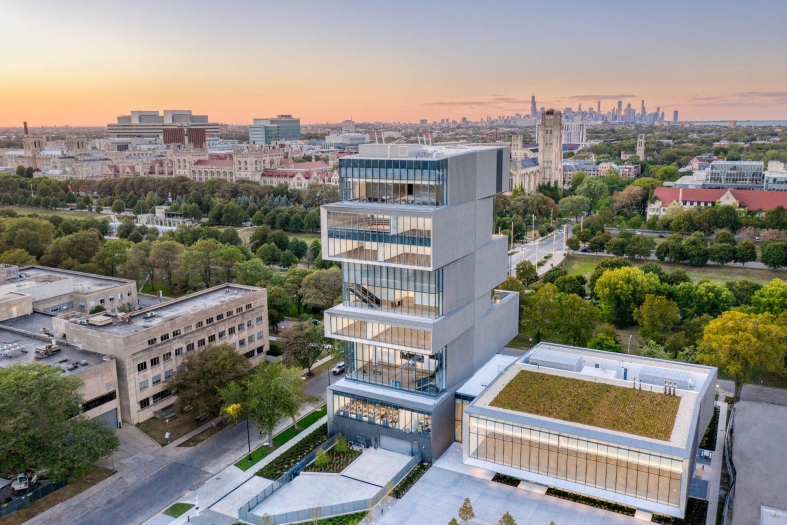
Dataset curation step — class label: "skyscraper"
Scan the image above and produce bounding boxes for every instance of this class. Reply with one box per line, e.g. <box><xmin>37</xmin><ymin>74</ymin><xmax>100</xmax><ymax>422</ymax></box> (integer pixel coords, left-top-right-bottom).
<box><xmin>597</xmin><ymin>101</ymin><xmax>601</xmax><ymax>116</ymax></box>
<box><xmin>617</xmin><ymin>100</ymin><xmax>623</xmax><ymax>122</ymax></box>
<box><xmin>673</xmin><ymin>110</ymin><xmax>679</xmax><ymax>123</ymax></box>
<box><xmin>323</xmin><ymin>143</ymin><xmax>519</xmax><ymax>461</ymax></box>
<box><xmin>641</xmin><ymin>100</ymin><xmax>646</xmax><ymax>122</ymax></box>
<box><xmin>539</xmin><ymin>109</ymin><xmax>563</xmax><ymax>186</ymax></box>
<box><xmin>531</xmin><ymin>93</ymin><xmax>537</xmax><ymax>118</ymax></box>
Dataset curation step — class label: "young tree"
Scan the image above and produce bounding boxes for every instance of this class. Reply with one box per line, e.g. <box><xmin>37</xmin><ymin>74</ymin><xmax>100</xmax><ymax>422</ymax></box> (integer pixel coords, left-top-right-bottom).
<box><xmin>257</xmin><ymin>243</ymin><xmax>282</xmax><ymax>266</ymax></box>
<box><xmin>558</xmin><ymin>195</ymin><xmax>591</xmax><ymax>219</ymax></box>
<box><xmin>280</xmin><ymin>321</ymin><xmax>326</xmax><ymax>375</ymax></box>
<box><xmin>520</xmin><ymin>284</ymin><xmax>560</xmax><ymax>342</ymax></box>
<box><xmin>497</xmin><ymin>275</ymin><xmax>525</xmax><ymax>295</ymax></box>
<box><xmin>267</xmin><ymin>285</ymin><xmax>292</xmax><ymax>331</ymax></box>
<box><xmin>94</xmin><ymin>239</ymin><xmax>130</xmax><ymax>277</ymax></box>
<box><xmin>625</xmin><ymin>235</ymin><xmax>655</xmax><ymax>260</ymax></box>
<box><xmin>655</xmin><ymin>234</ymin><xmax>685</xmax><ymax>263</ymax></box>
<box><xmin>515</xmin><ymin>260</ymin><xmax>539</xmax><ymax>286</ymax></box>
<box><xmin>284</xmin><ymin>268</ymin><xmax>313</xmax><ymax>313</ymax></box>
<box><xmin>301</xmin><ymin>267</ymin><xmax>343</xmax><ymax>311</ymax></box>
<box><xmin>279</xmin><ymin>365</ymin><xmax>318</xmax><ymax>429</ymax></box>
<box><xmin>0</xmin><ymin>248</ymin><xmax>36</xmax><ymax>266</ymax></box>
<box><xmin>734</xmin><ymin>239</ymin><xmax>757</xmax><ymax>267</ymax></box>
<box><xmin>499</xmin><ymin>512</ymin><xmax>516</xmax><ymax>525</ymax></box>
<box><xmin>111</xmin><ymin>199</ymin><xmax>125</xmax><ymax>214</ymax></box>
<box><xmin>458</xmin><ymin>498</ymin><xmax>475</xmax><ymax>525</ymax></box>
<box><xmin>761</xmin><ymin>241</ymin><xmax>787</xmax><ymax>269</ymax></box>
<box><xmin>633</xmin><ymin>294</ymin><xmax>680</xmax><ymax>343</ymax></box>
<box><xmin>0</xmin><ymin>364</ymin><xmax>119</xmax><ymax>481</ymax></box>
<box><xmin>279</xmin><ymin>249</ymin><xmax>298</xmax><ymax>268</ymax></box>
<box><xmin>168</xmin><ymin>343</ymin><xmax>251</xmax><ymax>417</ymax></box>
<box><xmin>594</xmin><ymin>266</ymin><xmax>660</xmax><ymax>328</ymax></box>
<box><xmin>150</xmin><ymin>240</ymin><xmax>184</xmax><ymax>291</ymax></box>
<box><xmin>696</xmin><ymin>311</ymin><xmax>787</xmax><ymax>398</ymax></box>
<box><xmin>682</xmin><ymin>232</ymin><xmax>710</xmax><ymax>266</ymax></box>
<box><xmin>122</xmin><ymin>240</ymin><xmax>157</xmax><ymax>289</ymax></box>
<box><xmin>565</xmin><ymin>236</ymin><xmax>581</xmax><ymax>251</ymax></box>
<box><xmin>449</xmin><ymin>518</ymin><xmax>460</xmax><ymax>525</ymax></box>
<box><xmin>215</xmin><ymin>245</ymin><xmax>245</xmax><ymax>283</ymax></box>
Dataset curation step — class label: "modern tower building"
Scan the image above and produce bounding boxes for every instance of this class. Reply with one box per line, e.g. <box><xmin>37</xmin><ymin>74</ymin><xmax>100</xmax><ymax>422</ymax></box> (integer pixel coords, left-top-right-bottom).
<box><xmin>249</xmin><ymin>115</ymin><xmax>301</xmax><ymax>144</ymax></box>
<box><xmin>538</xmin><ymin>109</ymin><xmax>563</xmax><ymax>187</ymax></box>
<box><xmin>323</xmin><ymin>143</ymin><xmax>519</xmax><ymax>461</ymax></box>
<box><xmin>531</xmin><ymin>94</ymin><xmax>537</xmax><ymax>118</ymax></box>
<box><xmin>673</xmin><ymin>110</ymin><xmax>679</xmax><ymax>123</ymax></box>
<box><xmin>617</xmin><ymin>101</ymin><xmax>623</xmax><ymax>121</ymax></box>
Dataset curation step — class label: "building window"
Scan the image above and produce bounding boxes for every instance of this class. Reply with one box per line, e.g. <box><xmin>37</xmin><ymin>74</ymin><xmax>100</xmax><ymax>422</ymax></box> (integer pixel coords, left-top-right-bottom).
<box><xmin>226</xmin><ymin>310</ymin><xmax>233</xmax><ymax>317</ymax></box>
<box><xmin>139</xmin><ymin>380</ymin><xmax>148</xmax><ymax>390</ymax></box>
<box><xmin>243</xmin><ymin>349</ymin><xmax>255</xmax><ymax>359</ymax></box>
<box><xmin>247</xmin><ymin>320</ymin><xmax>253</xmax><ymax>328</ymax></box>
<box><xmin>186</xmin><ymin>343</ymin><xmax>195</xmax><ymax>352</ymax></box>
<box><xmin>128</xmin><ymin>291</ymin><xmax>132</xmax><ymax>297</ymax></box>
<box><xmin>137</xmin><ymin>362</ymin><xmax>147</xmax><ymax>372</ymax></box>
<box><xmin>196</xmin><ymin>321</ymin><xmax>204</xmax><ymax>328</ymax></box>
<box><xmin>229</xmin><ymin>326</ymin><xmax>236</xmax><ymax>335</ymax></box>
<box><xmin>160</xmin><ymin>333</ymin><xmax>169</xmax><ymax>342</ymax></box>
<box><xmin>164</xmin><ymin>369</ymin><xmax>173</xmax><ymax>379</ymax></box>
<box><xmin>172</xmin><ymin>329</ymin><xmax>181</xmax><ymax>337</ymax></box>
<box><xmin>341</xmin><ymin>263</ymin><xmax>443</xmax><ymax>318</ymax></box>
<box><xmin>140</xmin><ymin>398</ymin><xmax>150</xmax><ymax>409</ymax></box>
<box><xmin>152</xmin><ymin>390</ymin><xmax>172</xmax><ymax>403</ymax></box>
<box><xmin>256</xmin><ymin>316</ymin><xmax>263</xmax><ymax>324</ymax></box>
<box><xmin>163</xmin><ymin>351</ymin><xmax>172</xmax><ymax>361</ymax></box>
<box><xmin>206</xmin><ymin>317</ymin><xmax>214</xmax><ymax>324</ymax></box>
<box><xmin>257</xmin><ymin>331</ymin><xmax>264</xmax><ymax>339</ymax></box>
<box><xmin>216</xmin><ymin>313</ymin><xmax>224</xmax><ymax>321</ymax></box>
<box><xmin>150</xmin><ymin>356</ymin><xmax>159</xmax><ymax>367</ymax></box>
<box><xmin>239</xmin><ymin>339</ymin><xmax>246</xmax><ymax>347</ymax></box>
<box><xmin>100</xmin><ymin>298</ymin><xmax>105</xmax><ymax>304</ymax></box>
<box><xmin>333</xmin><ymin>392</ymin><xmax>431</xmax><ymax>436</ymax></box>
<box><xmin>256</xmin><ymin>346</ymin><xmax>265</xmax><ymax>355</ymax></box>
<box><xmin>152</xmin><ymin>374</ymin><xmax>161</xmax><ymax>385</ymax></box>
<box><xmin>248</xmin><ymin>335</ymin><xmax>254</xmax><ymax>343</ymax></box>
<box><xmin>237</xmin><ymin>323</ymin><xmax>244</xmax><ymax>332</ymax></box>
<box><xmin>208</xmin><ymin>334</ymin><xmax>216</xmax><ymax>343</ymax></box>
<box><xmin>197</xmin><ymin>338</ymin><xmax>206</xmax><ymax>348</ymax></box>
<box><xmin>231</xmin><ymin>342</ymin><xmax>236</xmax><ymax>349</ymax></box>
<box><xmin>236</xmin><ymin>307</ymin><xmax>243</xmax><ymax>314</ymax></box>
<box><xmin>175</xmin><ymin>347</ymin><xmax>183</xmax><ymax>356</ymax></box>
<box><xmin>148</xmin><ymin>338</ymin><xmax>157</xmax><ymax>346</ymax></box>
<box><xmin>184</xmin><ymin>324</ymin><xmax>193</xmax><ymax>332</ymax></box>
<box><xmin>245</xmin><ymin>303</ymin><xmax>252</xmax><ymax>310</ymax></box>
<box><xmin>219</xmin><ymin>330</ymin><xmax>226</xmax><ymax>339</ymax></box>
<box><xmin>83</xmin><ymin>391</ymin><xmax>117</xmax><ymax>412</ymax></box>
<box><xmin>90</xmin><ymin>300</ymin><xmax>95</xmax><ymax>307</ymax></box>
<box><xmin>466</xmin><ymin>415</ymin><xmax>683</xmax><ymax>508</ymax></box>
<box><xmin>109</xmin><ymin>296</ymin><xmax>114</xmax><ymax>302</ymax></box>
<box><xmin>343</xmin><ymin>342</ymin><xmax>446</xmax><ymax>397</ymax></box>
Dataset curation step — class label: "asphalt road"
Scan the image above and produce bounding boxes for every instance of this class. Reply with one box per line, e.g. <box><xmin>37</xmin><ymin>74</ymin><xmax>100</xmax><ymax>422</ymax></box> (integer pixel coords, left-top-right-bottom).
<box><xmin>68</xmin><ymin>367</ymin><xmax>340</xmax><ymax>525</ymax></box>
<box><xmin>507</xmin><ymin>224</ymin><xmax>572</xmax><ymax>274</ymax></box>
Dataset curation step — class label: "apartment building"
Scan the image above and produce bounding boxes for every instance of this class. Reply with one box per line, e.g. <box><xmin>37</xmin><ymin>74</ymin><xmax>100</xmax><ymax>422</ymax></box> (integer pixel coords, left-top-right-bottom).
<box><xmin>323</xmin><ymin>143</ymin><xmax>519</xmax><ymax>462</ymax></box>
<box><xmin>54</xmin><ymin>285</ymin><xmax>269</xmax><ymax>424</ymax></box>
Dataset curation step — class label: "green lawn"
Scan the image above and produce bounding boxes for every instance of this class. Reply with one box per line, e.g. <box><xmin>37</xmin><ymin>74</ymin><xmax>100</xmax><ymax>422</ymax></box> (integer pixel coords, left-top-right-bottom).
<box><xmin>234</xmin><ymin>405</ymin><xmax>328</xmax><ymax>471</ymax></box>
<box><xmin>2</xmin><ymin>206</ymin><xmax>102</xmax><ymax>219</ymax></box>
<box><xmin>163</xmin><ymin>503</ymin><xmax>194</xmax><ymax>517</ymax></box>
<box><xmin>565</xmin><ymin>254</ymin><xmax>783</xmax><ymax>286</ymax></box>
<box><xmin>236</xmin><ymin>227</ymin><xmax>320</xmax><ymax>246</ymax></box>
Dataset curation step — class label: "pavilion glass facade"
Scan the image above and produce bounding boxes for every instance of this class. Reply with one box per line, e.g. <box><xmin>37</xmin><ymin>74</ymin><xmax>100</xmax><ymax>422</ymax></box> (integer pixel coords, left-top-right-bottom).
<box><xmin>343</xmin><ymin>341</ymin><xmax>446</xmax><ymax>397</ymax></box>
<box><xmin>342</xmin><ymin>263</ymin><xmax>442</xmax><ymax>318</ymax></box>
<box><xmin>333</xmin><ymin>391</ymin><xmax>432</xmax><ymax>436</ymax></box>
<box><xmin>707</xmin><ymin>161</ymin><xmax>764</xmax><ymax>187</ymax></box>
<box><xmin>338</xmin><ymin>158</ymin><xmax>448</xmax><ymax>206</ymax></box>
<box><xmin>468</xmin><ymin>415</ymin><xmax>683</xmax><ymax>508</ymax></box>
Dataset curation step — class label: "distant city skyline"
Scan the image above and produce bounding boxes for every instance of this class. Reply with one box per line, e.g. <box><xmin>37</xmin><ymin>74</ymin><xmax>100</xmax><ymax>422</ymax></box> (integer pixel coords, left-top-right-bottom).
<box><xmin>2</xmin><ymin>0</ymin><xmax>786</xmax><ymax>127</ymax></box>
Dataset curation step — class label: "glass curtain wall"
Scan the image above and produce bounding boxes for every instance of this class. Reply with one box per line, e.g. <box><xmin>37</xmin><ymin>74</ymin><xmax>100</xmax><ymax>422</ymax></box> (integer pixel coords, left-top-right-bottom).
<box><xmin>329</xmin><ymin>315</ymin><xmax>431</xmax><ymax>352</ymax></box>
<box><xmin>468</xmin><ymin>416</ymin><xmax>683</xmax><ymax>507</ymax></box>
<box><xmin>333</xmin><ymin>392</ymin><xmax>432</xmax><ymax>436</ymax></box>
<box><xmin>342</xmin><ymin>263</ymin><xmax>442</xmax><ymax>318</ymax></box>
<box><xmin>326</xmin><ymin>211</ymin><xmax>432</xmax><ymax>267</ymax></box>
<box><xmin>344</xmin><ymin>342</ymin><xmax>446</xmax><ymax>396</ymax></box>
<box><xmin>339</xmin><ymin>158</ymin><xmax>447</xmax><ymax>206</ymax></box>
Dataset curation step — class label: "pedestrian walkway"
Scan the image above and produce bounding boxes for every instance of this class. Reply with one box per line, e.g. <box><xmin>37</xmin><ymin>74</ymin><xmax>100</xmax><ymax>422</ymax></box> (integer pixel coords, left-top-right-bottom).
<box><xmin>705</xmin><ymin>401</ymin><xmax>728</xmax><ymax>525</ymax></box>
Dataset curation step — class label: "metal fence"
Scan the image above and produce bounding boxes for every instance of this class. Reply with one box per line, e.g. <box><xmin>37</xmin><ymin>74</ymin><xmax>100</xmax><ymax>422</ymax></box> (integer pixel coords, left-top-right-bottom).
<box><xmin>238</xmin><ymin>434</ymin><xmax>339</xmax><ymax>522</ymax></box>
<box><xmin>260</xmin><ymin>452</ymin><xmax>422</xmax><ymax>525</ymax></box>
<box><xmin>0</xmin><ymin>480</ymin><xmax>67</xmax><ymax>518</ymax></box>
<box><xmin>721</xmin><ymin>404</ymin><xmax>737</xmax><ymax>525</ymax></box>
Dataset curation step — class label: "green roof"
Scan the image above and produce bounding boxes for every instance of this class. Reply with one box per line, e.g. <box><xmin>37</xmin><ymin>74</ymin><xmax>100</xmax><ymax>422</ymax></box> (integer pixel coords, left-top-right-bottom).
<box><xmin>489</xmin><ymin>370</ymin><xmax>680</xmax><ymax>441</ymax></box>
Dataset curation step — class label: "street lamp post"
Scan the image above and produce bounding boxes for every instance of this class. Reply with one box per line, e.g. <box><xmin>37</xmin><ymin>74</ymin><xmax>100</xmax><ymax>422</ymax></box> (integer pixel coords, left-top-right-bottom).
<box><xmin>246</xmin><ymin>417</ymin><xmax>252</xmax><ymax>462</ymax></box>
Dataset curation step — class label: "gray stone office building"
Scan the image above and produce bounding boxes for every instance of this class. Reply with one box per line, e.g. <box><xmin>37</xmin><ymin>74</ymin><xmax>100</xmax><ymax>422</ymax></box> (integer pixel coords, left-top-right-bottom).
<box><xmin>323</xmin><ymin>143</ymin><xmax>519</xmax><ymax>461</ymax></box>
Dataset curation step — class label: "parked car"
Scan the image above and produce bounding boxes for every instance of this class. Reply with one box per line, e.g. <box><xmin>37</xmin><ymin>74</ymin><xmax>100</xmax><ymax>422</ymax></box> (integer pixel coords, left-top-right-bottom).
<box><xmin>580</xmin><ymin>248</ymin><xmax>590</xmax><ymax>253</ymax></box>
<box><xmin>331</xmin><ymin>362</ymin><xmax>346</xmax><ymax>375</ymax></box>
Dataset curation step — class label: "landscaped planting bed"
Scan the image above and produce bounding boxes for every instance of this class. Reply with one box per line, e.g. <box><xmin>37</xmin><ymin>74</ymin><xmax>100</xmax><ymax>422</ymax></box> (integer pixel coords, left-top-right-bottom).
<box><xmin>163</xmin><ymin>502</ymin><xmax>194</xmax><ymax>518</ymax></box>
<box><xmin>545</xmin><ymin>487</ymin><xmax>636</xmax><ymax>516</ymax></box>
<box><xmin>256</xmin><ymin>424</ymin><xmax>328</xmax><ymax>479</ymax></box>
<box><xmin>652</xmin><ymin>498</ymin><xmax>708</xmax><ymax>525</ymax></box>
<box><xmin>490</xmin><ymin>370</ymin><xmax>681</xmax><ymax>440</ymax></box>
<box><xmin>391</xmin><ymin>462</ymin><xmax>431</xmax><ymax>499</ymax></box>
<box><xmin>699</xmin><ymin>407</ymin><xmax>720</xmax><ymax>451</ymax></box>
<box><xmin>236</xmin><ymin>405</ymin><xmax>327</xmax><ymax>471</ymax></box>
<box><xmin>304</xmin><ymin>444</ymin><xmax>361</xmax><ymax>473</ymax></box>
<box><xmin>491</xmin><ymin>473</ymin><xmax>521</xmax><ymax>487</ymax></box>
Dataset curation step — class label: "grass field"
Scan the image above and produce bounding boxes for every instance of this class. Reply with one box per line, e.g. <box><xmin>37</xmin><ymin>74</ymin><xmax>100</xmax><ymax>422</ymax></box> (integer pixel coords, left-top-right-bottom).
<box><xmin>236</xmin><ymin>227</ymin><xmax>320</xmax><ymax>246</ymax></box>
<box><xmin>491</xmin><ymin>369</ymin><xmax>680</xmax><ymax>440</ymax></box>
<box><xmin>1</xmin><ymin>206</ymin><xmax>103</xmax><ymax>219</ymax></box>
<box><xmin>0</xmin><ymin>466</ymin><xmax>114</xmax><ymax>525</ymax></box>
<box><xmin>163</xmin><ymin>502</ymin><xmax>194</xmax><ymax>517</ymax></box>
<box><xmin>565</xmin><ymin>254</ymin><xmax>783</xmax><ymax>285</ymax></box>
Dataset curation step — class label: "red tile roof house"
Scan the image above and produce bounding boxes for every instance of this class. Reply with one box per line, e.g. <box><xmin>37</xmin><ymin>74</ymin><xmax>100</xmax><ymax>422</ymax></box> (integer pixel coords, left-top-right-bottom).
<box><xmin>647</xmin><ymin>187</ymin><xmax>787</xmax><ymax>219</ymax></box>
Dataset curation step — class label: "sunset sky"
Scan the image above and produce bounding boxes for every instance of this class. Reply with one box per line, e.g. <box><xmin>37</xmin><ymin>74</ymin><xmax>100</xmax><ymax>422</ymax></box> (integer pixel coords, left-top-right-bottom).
<box><xmin>2</xmin><ymin>0</ymin><xmax>787</xmax><ymax>127</ymax></box>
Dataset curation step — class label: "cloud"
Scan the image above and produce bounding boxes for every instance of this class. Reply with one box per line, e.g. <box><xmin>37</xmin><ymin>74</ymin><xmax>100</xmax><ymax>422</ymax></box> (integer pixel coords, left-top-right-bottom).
<box><xmin>689</xmin><ymin>96</ymin><xmax>725</xmax><ymax>102</ymax></box>
<box><xmin>568</xmin><ymin>94</ymin><xmax>636</xmax><ymax>100</ymax></box>
<box><xmin>734</xmin><ymin>91</ymin><xmax>787</xmax><ymax>98</ymax></box>
<box><xmin>423</xmin><ymin>96</ymin><xmax>531</xmax><ymax>108</ymax></box>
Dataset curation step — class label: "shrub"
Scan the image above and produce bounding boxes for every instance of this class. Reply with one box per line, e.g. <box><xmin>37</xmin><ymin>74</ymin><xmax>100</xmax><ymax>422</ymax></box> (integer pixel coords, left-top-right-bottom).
<box><xmin>491</xmin><ymin>473</ymin><xmax>521</xmax><ymax>487</ymax></box>
<box><xmin>314</xmin><ymin>447</ymin><xmax>329</xmax><ymax>467</ymax></box>
<box><xmin>335</xmin><ymin>434</ymin><xmax>349</xmax><ymax>453</ymax></box>
<box><xmin>257</xmin><ymin>424</ymin><xmax>328</xmax><ymax>479</ymax></box>
<box><xmin>391</xmin><ymin>462</ymin><xmax>431</xmax><ymax>499</ymax></box>
<box><xmin>546</xmin><ymin>488</ymin><xmax>635</xmax><ymax>516</ymax></box>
